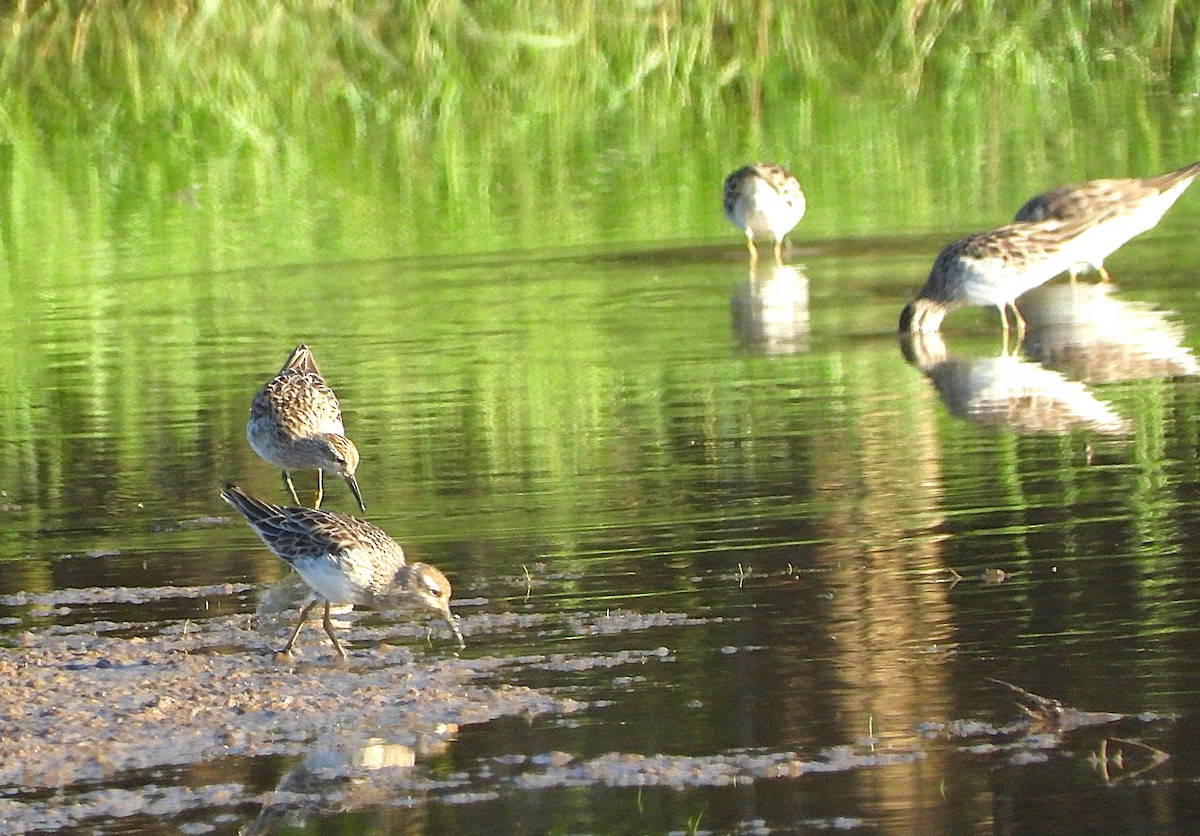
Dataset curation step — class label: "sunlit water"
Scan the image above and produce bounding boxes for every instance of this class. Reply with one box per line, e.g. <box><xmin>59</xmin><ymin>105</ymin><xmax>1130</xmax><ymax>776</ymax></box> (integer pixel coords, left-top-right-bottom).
<box><xmin>4</xmin><ymin>195</ymin><xmax>1200</xmax><ymax>834</ymax></box>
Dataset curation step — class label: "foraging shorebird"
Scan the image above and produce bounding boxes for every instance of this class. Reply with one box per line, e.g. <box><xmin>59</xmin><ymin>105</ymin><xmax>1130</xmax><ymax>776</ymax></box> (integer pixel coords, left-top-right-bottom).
<box><xmin>723</xmin><ymin>163</ymin><xmax>806</xmax><ymax>267</ymax></box>
<box><xmin>247</xmin><ymin>343</ymin><xmax>365</xmax><ymax>512</ymax></box>
<box><xmin>221</xmin><ymin>485</ymin><xmax>463</xmax><ymax>657</ymax></box>
<box><xmin>1013</xmin><ymin>161</ymin><xmax>1200</xmax><ymax>282</ymax></box>
<box><xmin>899</xmin><ymin>214</ymin><xmax>1120</xmax><ymax>337</ymax></box>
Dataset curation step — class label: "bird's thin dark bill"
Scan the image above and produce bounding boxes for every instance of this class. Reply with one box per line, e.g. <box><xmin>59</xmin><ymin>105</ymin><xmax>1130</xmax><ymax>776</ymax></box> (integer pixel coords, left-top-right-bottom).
<box><xmin>345</xmin><ymin>474</ymin><xmax>366</xmax><ymax>512</ymax></box>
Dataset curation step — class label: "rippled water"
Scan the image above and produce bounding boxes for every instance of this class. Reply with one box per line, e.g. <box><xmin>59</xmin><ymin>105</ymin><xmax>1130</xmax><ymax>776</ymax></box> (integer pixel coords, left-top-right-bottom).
<box><xmin>4</xmin><ymin>181</ymin><xmax>1200</xmax><ymax>832</ymax></box>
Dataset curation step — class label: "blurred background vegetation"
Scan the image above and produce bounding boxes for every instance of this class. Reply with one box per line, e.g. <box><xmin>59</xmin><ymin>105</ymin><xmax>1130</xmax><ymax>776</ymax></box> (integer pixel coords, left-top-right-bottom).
<box><xmin>2</xmin><ymin>1</ymin><xmax>1196</xmax><ymax>149</ymax></box>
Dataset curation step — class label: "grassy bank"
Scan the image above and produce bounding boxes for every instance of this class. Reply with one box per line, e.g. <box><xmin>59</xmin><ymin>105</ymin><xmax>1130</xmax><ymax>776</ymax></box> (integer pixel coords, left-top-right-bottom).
<box><xmin>0</xmin><ymin>1</ymin><xmax>1194</xmax><ymax>151</ymax></box>
<box><xmin>0</xmin><ymin>2</ymin><xmax>1194</xmax><ymax>278</ymax></box>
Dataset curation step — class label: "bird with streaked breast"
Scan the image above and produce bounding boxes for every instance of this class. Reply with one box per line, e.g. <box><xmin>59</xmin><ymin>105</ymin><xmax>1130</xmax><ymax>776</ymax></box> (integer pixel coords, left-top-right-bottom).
<box><xmin>899</xmin><ymin>211</ymin><xmax>1126</xmax><ymax>336</ymax></box>
<box><xmin>247</xmin><ymin>343</ymin><xmax>366</xmax><ymax>512</ymax></box>
<box><xmin>221</xmin><ymin>484</ymin><xmax>463</xmax><ymax>658</ymax></box>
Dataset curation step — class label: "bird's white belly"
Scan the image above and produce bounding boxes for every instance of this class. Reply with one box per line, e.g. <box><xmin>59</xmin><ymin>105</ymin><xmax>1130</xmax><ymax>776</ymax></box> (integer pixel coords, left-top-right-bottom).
<box><xmin>1082</xmin><ymin>206</ymin><xmax>1171</xmax><ymax>264</ymax></box>
<box><xmin>293</xmin><ymin>555</ymin><xmax>368</xmax><ymax>604</ymax></box>
<box><xmin>958</xmin><ymin>244</ymin><xmax>1094</xmax><ymax>307</ymax></box>
<box><xmin>956</xmin><ymin>257</ymin><xmax>1017</xmax><ymax>306</ymax></box>
<box><xmin>740</xmin><ymin>180</ymin><xmax>804</xmax><ymax>239</ymax></box>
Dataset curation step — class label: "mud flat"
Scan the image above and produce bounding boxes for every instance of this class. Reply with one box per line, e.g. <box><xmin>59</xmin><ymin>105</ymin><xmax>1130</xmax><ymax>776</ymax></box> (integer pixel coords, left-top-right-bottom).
<box><xmin>0</xmin><ymin>581</ymin><xmax>590</xmax><ymax>832</ymax></box>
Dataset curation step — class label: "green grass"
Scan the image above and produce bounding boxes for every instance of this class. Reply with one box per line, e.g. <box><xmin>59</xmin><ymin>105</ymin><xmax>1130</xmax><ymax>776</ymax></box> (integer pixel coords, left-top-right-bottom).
<box><xmin>0</xmin><ymin>3</ymin><xmax>1191</xmax><ymax>281</ymax></box>
<box><xmin>0</xmin><ymin>1</ymin><xmax>1194</xmax><ymax>153</ymax></box>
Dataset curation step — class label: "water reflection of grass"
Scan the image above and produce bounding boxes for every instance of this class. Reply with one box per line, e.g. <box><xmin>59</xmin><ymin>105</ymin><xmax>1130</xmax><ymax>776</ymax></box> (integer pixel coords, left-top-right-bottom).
<box><xmin>0</xmin><ymin>2</ymin><xmax>1197</xmax><ymax>576</ymax></box>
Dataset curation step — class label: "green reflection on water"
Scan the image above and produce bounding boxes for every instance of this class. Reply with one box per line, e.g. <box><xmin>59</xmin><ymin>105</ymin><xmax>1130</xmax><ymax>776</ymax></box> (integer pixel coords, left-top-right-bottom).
<box><xmin>0</xmin><ymin>3</ymin><xmax>1195</xmax><ymax>618</ymax></box>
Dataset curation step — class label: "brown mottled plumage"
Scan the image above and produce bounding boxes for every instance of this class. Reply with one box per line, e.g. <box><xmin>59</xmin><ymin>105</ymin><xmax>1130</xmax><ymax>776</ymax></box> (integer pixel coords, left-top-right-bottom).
<box><xmin>221</xmin><ymin>485</ymin><xmax>463</xmax><ymax>657</ymax></box>
<box><xmin>1013</xmin><ymin>161</ymin><xmax>1200</xmax><ymax>281</ymax></box>
<box><xmin>899</xmin><ymin>214</ymin><xmax>1118</xmax><ymax>336</ymax></box>
<box><xmin>247</xmin><ymin>343</ymin><xmax>365</xmax><ymax>512</ymax></box>
<box><xmin>723</xmin><ymin>163</ymin><xmax>806</xmax><ymax>266</ymax></box>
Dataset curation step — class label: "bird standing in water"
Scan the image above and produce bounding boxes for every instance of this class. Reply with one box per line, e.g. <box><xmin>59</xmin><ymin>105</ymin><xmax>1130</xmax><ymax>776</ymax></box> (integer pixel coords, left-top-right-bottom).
<box><xmin>221</xmin><ymin>485</ymin><xmax>463</xmax><ymax>657</ymax></box>
<box><xmin>724</xmin><ymin>163</ymin><xmax>806</xmax><ymax>267</ymax></box>
<box><xmin>247</xmin><ymin>343</ymin><xmax>366</xmax><ymax>512</ymax></box>
<box><xmin>1012</xmin><ymin>161</ymin><xmax>1200</xmax><ymax>282</ymax></box>
<box><xmin>899</xmin><ymin>214</ymin><xmax>1119</xmax><ymax>337</ymax></box>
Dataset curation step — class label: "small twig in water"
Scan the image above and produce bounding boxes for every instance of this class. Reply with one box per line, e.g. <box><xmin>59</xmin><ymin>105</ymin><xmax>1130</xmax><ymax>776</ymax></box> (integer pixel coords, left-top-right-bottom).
<box><xmin>522</xmin><ymin>564</ymin><xmax>533</xmax><ymax>600</ymax></box>
<box><xmin>736</xmin><ymin>563</ymin><xmax>750</xmax><ymax>586</ymax></box>
<box><xmin>1092</xmin><ymin>737</ymin><xmax>1170</xmax><ymax>783</ymax></box>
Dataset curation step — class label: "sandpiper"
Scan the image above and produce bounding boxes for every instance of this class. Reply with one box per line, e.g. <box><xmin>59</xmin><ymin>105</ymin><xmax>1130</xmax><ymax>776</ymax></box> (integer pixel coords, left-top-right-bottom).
<box><xmin>899</xmin><ymin>214</ymin><xmax>1118</xmax><ymax>337</ymax></box>
<box><xmin>247</xmin><ymin>343</ymin><xmax>365</xmax><ymax>512</ymax></box>
<box><xmin>1013</xmin><ymin>161</ymin><xmax>1200</xmax><ymax>281</ymax></box>
<box><xmin>723</xmin><ymin>163</ymin><xmax>806</xmax><ymax>266</ymax></box>
<box><xmin>221</xmin><ymin>484</ymin><xmax>463</xmax><ymax>657</ymax></box>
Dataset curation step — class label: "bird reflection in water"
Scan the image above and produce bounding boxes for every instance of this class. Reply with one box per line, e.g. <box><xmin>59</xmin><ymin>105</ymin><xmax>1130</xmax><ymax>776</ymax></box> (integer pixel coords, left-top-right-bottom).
<box><xmin>899</xmin><ymin>331</ymin><xmax>1129</xmax><ymax>435</ymax></box>
<box><xmin>1017</xmin><ymin>283</ymin><xmax>1199</xmax><ymax>382</ymax></box>
<box><xmin>242</xmin><ymin>727</ymin><xmax>457</xmax><ymax>835</ymax></box>
<box><xmin>730</xmin><ymin>263</ymin><xmax>810</xmax><ymax>355</ymax></box>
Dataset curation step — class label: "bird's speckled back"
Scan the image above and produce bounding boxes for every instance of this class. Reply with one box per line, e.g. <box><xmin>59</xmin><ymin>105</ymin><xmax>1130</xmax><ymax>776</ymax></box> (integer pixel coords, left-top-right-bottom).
<box><xmin>250</xmin><ymin>343</ymin><xmax>346</xmax><ymax>439</ymax></box>
<box><xmin>919</xmin><ymin>216</ymin><xmax>1103</xmax><ymax>307</ymax></box>
<box><xmin>1015</xmin><ymin>161</ymin><xmax>1200</xmax><ymax>226</ymax></box>
<box><xmin>221</xmin><ymin>485</ymin><xmax>405</xmax><ymax>596</ymax></box>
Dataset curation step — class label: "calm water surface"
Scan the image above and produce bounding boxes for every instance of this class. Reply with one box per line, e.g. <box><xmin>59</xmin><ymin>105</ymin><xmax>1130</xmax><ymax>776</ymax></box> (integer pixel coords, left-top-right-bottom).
<box><xmin>4</xmin><ymin>165</ymin><xmax>1200</xmax><ymax>834</ymax></box>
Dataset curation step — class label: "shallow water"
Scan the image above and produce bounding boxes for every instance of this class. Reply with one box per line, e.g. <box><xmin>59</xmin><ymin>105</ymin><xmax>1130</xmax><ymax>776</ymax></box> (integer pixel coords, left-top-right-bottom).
<box><xmin>1</xmin><ymin>51</ymin><xmax>1200</xmax><ymax>830</ymax></box>
<box><xmin>4</xmin><ymin>189</ymin><xmax>1200</xmax><ymax>832</ymax></box>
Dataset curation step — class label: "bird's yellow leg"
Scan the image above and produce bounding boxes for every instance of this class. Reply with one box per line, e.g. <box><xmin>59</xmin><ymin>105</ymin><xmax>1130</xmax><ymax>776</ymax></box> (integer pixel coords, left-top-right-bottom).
<box><xmin>746</xmin><ymin>235</ymin><xmax>759</xmax><ymax>268</ymax></box>
<box><xmin>1010</xmin><ymin>302</ymin><xmax>1027</xmax><ymax>343</ymax></box>
<box><xmin>281</xmin><ymin>471</ymin><xmax>302</xmax><ymax>506</ymax></box>
<box><xmin>321</xmin><ymin>601</ymin><xmax>348</xmax><ymax>658</ymax></box>
<box><xmin>279</xmin><ymin>599</ymin><xmax>320</xmax><ymax>655</ymax></box>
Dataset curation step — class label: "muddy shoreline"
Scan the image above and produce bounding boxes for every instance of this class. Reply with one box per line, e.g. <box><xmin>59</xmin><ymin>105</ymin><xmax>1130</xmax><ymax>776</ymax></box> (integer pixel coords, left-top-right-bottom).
<box><xmin>0</xmin><ymin>579</ymin><xmax>728</xmax><ymax>832</ymax></box>
<box><xmin>0</xmin><ymin>579</ymin><xmax>591</xmax><ymax>832</ymax></box>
